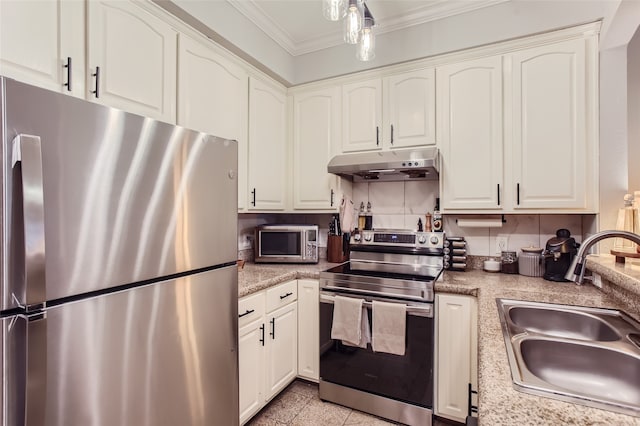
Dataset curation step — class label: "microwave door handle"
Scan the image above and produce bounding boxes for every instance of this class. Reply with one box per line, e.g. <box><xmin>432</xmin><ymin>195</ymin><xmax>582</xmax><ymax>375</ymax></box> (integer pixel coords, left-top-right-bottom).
<box><xmin>12</xmin><ymin>134</ymin><xmax>47</xmax><ymax>310</ymax></box>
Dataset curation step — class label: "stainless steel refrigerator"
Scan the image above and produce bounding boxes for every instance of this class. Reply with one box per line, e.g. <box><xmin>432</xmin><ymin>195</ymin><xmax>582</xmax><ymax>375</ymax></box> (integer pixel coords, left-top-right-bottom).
<box><xmin>0</xmin><ymin>77</ymin><xmax>239</xmax><ymax>426</ymax></box>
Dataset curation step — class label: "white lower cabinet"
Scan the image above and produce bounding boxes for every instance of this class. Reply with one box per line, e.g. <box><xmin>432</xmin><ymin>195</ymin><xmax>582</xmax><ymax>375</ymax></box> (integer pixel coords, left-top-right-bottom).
<box><xmin>297</xmin><ymin>279</ymin><xmax>319</xmax><ymax>381</ymax></box>
<box><xmin>239</xmin><ymin>281</ymin><xmax>298</xmax><ymax>425</ymax></box>
<box><xmin>435</xmin><ymin>293</ymin><xmax>478</xmax><ymax>423</ymax></box>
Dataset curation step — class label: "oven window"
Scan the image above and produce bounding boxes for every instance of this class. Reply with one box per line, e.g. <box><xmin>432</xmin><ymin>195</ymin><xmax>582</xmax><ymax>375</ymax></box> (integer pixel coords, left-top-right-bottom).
<box><xmin>261</xmin><ymin>232</ymin><xmax>302</xmax><ymax>256</ymax></box>
<box><xmin>319</xmin><ymin>301</ymin><xmax>434</xmax><ymax>408</ymax></box>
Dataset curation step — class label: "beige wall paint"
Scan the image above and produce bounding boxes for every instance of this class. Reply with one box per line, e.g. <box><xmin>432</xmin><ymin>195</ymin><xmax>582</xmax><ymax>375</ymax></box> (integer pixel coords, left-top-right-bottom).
<box><xmin>628</xmin><ymin>27</ymin><xmax>640</xmax><ymax>192</ymax></box>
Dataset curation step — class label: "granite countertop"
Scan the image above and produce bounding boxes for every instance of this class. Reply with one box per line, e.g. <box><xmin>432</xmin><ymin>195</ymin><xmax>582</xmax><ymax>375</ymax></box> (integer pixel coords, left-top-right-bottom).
<box><xmin>238</xmin><ymin>256</ymin><xmax>640</xmax><ymax>425</ymax></box>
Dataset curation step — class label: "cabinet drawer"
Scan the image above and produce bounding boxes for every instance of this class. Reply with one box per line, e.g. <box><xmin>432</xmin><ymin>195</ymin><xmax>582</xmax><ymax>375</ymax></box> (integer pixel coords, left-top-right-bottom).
<box><xmin>266</xmin><ymin>280</ymin><xmax>298</xmax><ymax>313</ymax></box>
<box><xmin>238</xmin><ymin>291</ymin><xmax>265</xmax><ymax>328</ymax></box>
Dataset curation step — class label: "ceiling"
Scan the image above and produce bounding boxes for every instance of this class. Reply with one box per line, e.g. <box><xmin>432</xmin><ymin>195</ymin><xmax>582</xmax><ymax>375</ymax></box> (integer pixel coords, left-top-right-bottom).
<box><xmin>227</xmin><ymin>0</ymin><xmax>509</xmax><ymax>56</ymax></box>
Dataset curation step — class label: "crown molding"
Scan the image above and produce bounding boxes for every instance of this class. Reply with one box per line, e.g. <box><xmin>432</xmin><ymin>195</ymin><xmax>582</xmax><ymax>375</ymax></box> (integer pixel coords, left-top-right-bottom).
<box><xmin>228</xmin><ymin>0</ymin><xmax>512</xmax><ymax>57</ymax></box>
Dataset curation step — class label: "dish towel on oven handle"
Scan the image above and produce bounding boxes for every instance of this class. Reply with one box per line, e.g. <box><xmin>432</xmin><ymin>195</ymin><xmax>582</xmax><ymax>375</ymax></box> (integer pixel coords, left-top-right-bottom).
<box><xmin>342</xmin><ymin>307</ymin><xmax>371</xmax><ymax>348</ymax></box>
<box><xmin>331</xmin><ymin>295</ymin><xmax>364</xmax><ymax>346</ymax></box>
<box><xmin>372</xmin><ymin>300</ymin><xmax>407</xmax><ymax>356</ymax></box>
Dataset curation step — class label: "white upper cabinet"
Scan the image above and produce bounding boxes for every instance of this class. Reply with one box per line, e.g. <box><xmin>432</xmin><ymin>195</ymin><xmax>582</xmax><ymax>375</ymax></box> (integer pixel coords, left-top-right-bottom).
<box><xmin>342</xmin><ymin>78</ymin><xmax>383</xmax><ymax>152</ymax></box>
<box><xmin>177</xmin><ymin>34</ymin><xmax>248</xmax><ymax>210</ymax></box>
<box><xmin>384</xmin><ymin>68</ymin><xmax>436</xmax><ymax>149</ymax></box>
<box><xmin>439</xmin><ymin>33</ymin><xmax>597</xmax><ymax>213</ymax></box>
<box><xmin>509</xmin><ymin>37</ymin><xmax>595</xmax><ymax>211</ymax></box>
<box><xmin>341</xmin><ymin>69</ymin><xmax>435</xmax><ymax>153</ymax></box>
<box><xmin>248</xmin><ymin>77</ymin><xmax>287</xmax><ymax>210</ymax></box>
<box><xmin>87</xmin><ymin>0</ymin><xmax>177</xmax><ymax>123</ymax></box>
<box><xmin>292</xmin><ymin>87</ymin><xmax>342</xmax><ymax>210</ymax></box>
<box><xmin>0</xmin><ymin>0</ymin><xmax>85</xmax><ymax>97</ymax></box>
<box><xmin>438</xmin><ymin>56</ymin><xmax>504</xmax><ymax>211</ymax></box>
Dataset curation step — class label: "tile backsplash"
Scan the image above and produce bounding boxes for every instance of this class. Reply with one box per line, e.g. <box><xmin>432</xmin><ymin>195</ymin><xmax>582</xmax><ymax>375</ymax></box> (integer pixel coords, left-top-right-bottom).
<box><xmin>237</xmin><ymin>180</ymin><xmax>592</xmax><ymax>258</ymax></box>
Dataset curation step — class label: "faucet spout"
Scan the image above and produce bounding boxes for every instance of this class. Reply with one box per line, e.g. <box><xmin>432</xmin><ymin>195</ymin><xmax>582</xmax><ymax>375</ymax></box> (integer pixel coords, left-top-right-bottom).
<box><xmin>565</xmin><ymin>230</ymin><xmax>640</xmax><ymax>284</ymax></box>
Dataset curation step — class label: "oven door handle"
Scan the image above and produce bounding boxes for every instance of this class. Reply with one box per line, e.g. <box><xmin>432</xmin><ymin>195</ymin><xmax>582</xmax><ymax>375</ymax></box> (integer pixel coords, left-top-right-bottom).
<box><xmin>321</xmin><ymin>285</ymin><xmax>432</xmax><ymax>302</ymax></box>
<box><xmin>320</xmin><ymin>293</ymin><xmax>433</xmax><ymax>318</ymax></box>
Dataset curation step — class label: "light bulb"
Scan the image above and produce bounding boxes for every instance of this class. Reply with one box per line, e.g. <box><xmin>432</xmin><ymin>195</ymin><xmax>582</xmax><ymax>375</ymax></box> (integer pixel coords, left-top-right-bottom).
<box><xmin>357</xmin><ymin>17</ymin><xmax>375</xmax><ymax>61</ymax></box>
<box><xmin>323</xmin><ymin>0</ymin><xmax>346</xmax><ymax>21</ymax></box>
<box><xmin>343</xmin><ymin>0</ymin><xmax>363</xmax><ymax>44</ymax></box>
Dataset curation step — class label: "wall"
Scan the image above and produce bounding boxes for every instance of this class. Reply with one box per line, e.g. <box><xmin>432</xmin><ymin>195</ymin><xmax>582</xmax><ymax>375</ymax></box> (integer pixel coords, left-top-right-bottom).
<box><xmin>294</xmin><ymin>0</ymin><xmax>620</xmax><ymax>84</ymax></box>
<box><xmin>238</xmin><ymin>182</ymin><xmax>587</xmax><ymax>257</ymax></box>
<box><xmin>166</xmin><ymin>0</ymin><xmax>620</xmax><ymax>86</ymax></box>
<box><xmin>628</xmin><ymin>27</ymin><xmax>640</xmax><ymax>191</ymax></box>
<box><xmin>597</xmin><ymin>1</ymin><xmax>640</xmax><ymax>252</ymax></box>
<box><xmin>351</xmin><ymin>181</ymin><xmax>585</xmax><ymax>256</ymax></box>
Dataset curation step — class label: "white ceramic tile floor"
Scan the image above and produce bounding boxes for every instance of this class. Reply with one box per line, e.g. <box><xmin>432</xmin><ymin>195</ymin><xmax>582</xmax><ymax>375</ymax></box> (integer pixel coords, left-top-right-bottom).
<box><xmin>246</xmin><ymin>380</ymin><xmax>456</xmax><ymax>426</ymax></box>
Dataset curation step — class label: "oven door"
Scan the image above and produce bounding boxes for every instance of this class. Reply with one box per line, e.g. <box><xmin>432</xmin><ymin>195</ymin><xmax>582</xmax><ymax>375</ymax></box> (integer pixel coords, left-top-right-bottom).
<box><xmin>319</xmin><ymin>291</ymin><xmax>434</xmax><ymax>408</ymax></box>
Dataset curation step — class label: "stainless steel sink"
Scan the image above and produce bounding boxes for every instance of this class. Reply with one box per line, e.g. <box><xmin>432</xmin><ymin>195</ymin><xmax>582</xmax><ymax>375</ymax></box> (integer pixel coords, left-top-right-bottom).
<box><xmin>508</xmin><ymin>306</ymin><xmax>620</xmax><ymax>341</ymax></box>
<box><xmin>496</xmin><ymin>299</ymin><xmax>640</xmax><ymax>417</ymax></box>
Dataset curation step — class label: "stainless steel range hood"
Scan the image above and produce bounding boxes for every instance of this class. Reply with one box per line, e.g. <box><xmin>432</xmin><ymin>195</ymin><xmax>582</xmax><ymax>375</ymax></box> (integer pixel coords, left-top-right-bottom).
<box><xmin>327</xmin><ymin>147</ymin><xmax>439</xmax><ymax>182</ymax></box>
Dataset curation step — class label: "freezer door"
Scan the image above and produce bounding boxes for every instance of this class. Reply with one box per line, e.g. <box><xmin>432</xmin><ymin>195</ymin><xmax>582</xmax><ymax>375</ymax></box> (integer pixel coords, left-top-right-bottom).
<box><xmin>1</xmin><ymin>314</ymin><xmax>27</xmax><ymax>426</ymax></box>
<box><xmin>1</xmin><ymin>77</ymin><xmax>238</xmax><ymax>304</ymax></box>
<box><xmin>28</xmin><ymin>265</ymin><xmax>238</xmax><ymax>426</ymax></box>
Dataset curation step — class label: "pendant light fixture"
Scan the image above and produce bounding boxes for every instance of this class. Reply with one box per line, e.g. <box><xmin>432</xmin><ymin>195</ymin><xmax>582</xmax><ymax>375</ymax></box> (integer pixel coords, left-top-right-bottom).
<box><xmin>322</xmin><ymin>0</ymin><xmax>346</xmax><ymax>21</ymax></box>
<box><xmin>323</xmin><ymin>0</ymin><xmax>375</xmax><ymax>61</ymax></box>
<box><xmin>356</xmin><ymin>15</ymin><xmax>375</xmax><ymax>61</ymax></box>
<box><xmin>343</xmin><ymin>0</ymin><xmax>363</xmax><ymax>44</ymax></box>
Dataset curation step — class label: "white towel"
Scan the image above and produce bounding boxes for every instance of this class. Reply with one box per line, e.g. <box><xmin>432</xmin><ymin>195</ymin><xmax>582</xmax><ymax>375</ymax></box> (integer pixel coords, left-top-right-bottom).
<box><xmin>342</xmin><ymin>307</ymin><xmax>371</xmax><ymax>348</ymax></box>
<box><xmin>372</xmin><ymin>300</ymin><xmax>406</xmax><ymax>356</ymax></box>
<box><xmin>340</xmin><ymin>197</ymin><xmax>355</xmax><ymax>234</ymax></box>
<box><xmin>331</xmin><ymin>296</ymin><xmax>363</xmax><ymax>345</ymax></box>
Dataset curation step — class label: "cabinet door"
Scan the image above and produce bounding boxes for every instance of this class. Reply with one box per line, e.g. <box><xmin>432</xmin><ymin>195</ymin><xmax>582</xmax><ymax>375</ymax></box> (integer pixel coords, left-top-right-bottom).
<box><xmin>87</xmin><ymin>0</ymin><xmax>176</xmax><ymax>122</ymax></box>
<box><xmin>297</xmin><ymin>279</ymin><xmax>319</xmax><ymax>382</ymax></box>
<box><xmin>436</xmin><ymin>294</ymin><xmax>477</xmax><ymax>423</ymax></box>
<box><xmin>239</xmin><ymin>319</ymin><xmax>265</xmax><ymax>425</ymax></box>
<box><xmin>0</xmin><ymin>0</ymin><xmax>85</xmax><ymax>97</ymax></box>
<box><xmin>248</xmin><ymin>77</ymin><xmax>287</xmax><ymax>210</ymax></box>
<box><xmin>384</xmin><ymin>68</ymin><xmax>435</xmax><ymax>148</ymax></box>
<box><xmin>265</xmin><ymin>302</ymin><xmax>297</xmax><ymax>400</ymax></box>
<box><xmin>438</xmin><ymin>56</ymin><xmax>504</xmax><ymax>210</ymax></box>
<box><xmin>292</xmin><ymin>87</ymin><xmax>341</xmax><ymax>210</ymax></box>
<box><xmin>342</xmin><ymin>78</ymin><xmax>382</xmax><ymax>152</ymax></box>
<box><xmin>177</xmin><ymin>34</ymin><xmax>248</xmax><ymax>210</ymax></box>
<box><xmin>510</xmin><ymin>38</ymin><xmax>590</xmax><ymax>210</ymax></box>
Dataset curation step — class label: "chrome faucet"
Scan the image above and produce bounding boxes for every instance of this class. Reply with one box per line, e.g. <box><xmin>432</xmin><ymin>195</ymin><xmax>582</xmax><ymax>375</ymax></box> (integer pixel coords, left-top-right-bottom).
<box><xmin>565</xmin><ymin>230</ymin><xmax>640</xmax><ymax>284</ymax></box>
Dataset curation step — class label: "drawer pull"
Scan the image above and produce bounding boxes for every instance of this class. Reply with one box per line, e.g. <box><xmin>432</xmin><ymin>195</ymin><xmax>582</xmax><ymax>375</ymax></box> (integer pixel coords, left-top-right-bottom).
<box><xmin>238</xmin><ymin>309</ymin><xmax>255</xmax><ymax>318</ymax></box>
<box><xmin>259</xmin><ymin>324</ymin><xmax>265</xmax><ymax>346</ymax></box>
<box><xmin>280</xmin><ymin>292</ymin><xmax>293</xmax><ymax>300</ymax></box>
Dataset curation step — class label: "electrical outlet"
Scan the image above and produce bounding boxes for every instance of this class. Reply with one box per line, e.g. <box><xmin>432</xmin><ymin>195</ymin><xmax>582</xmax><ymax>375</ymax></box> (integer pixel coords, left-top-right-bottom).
<box><xmin>496</xmin><ymin>235</ymin><xmax>509</xmax><ymax>254</ymax></box>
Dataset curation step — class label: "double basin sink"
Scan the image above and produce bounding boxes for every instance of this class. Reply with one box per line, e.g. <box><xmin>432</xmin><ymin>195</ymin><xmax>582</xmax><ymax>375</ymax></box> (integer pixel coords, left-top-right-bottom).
<box><xmin>496</xmin><ymin>299</ymin><xmax>640</xmax><ymax>417</ymax></box>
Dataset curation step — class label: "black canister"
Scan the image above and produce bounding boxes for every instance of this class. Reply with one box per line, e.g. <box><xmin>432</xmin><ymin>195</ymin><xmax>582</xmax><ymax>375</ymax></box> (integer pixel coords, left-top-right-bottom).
<box><xmin>501</xmin><ymin>251</ymin><xmax>518</xmax><ymax>274</ymax></box>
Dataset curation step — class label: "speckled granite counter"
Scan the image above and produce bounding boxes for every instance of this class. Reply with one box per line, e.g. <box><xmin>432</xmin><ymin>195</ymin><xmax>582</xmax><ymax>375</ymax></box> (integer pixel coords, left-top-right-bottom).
<box><xmin>238</xmin><ymin>256</ymin><xmax>640</xmax><ymax>425</ymax></box>
<box><xmin>238</xmin><ymin>261</ymin><xmax>335</xmax><ymax>298</ymax></box>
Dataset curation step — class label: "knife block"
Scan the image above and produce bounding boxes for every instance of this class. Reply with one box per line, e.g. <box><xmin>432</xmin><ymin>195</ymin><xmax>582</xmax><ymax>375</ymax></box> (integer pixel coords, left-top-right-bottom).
<box><xmin>327</xmin><ymin>235</ymin><xmax>348</xmax><ymax>263</ymax></box>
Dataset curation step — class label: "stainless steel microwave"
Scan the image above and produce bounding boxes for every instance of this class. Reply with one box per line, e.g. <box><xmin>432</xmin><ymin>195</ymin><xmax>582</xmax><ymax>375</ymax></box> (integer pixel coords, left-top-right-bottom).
<box><xmin>255</xmin><ymin>224</ymin><xmax>319</xmax><ymax>264</ymax></box>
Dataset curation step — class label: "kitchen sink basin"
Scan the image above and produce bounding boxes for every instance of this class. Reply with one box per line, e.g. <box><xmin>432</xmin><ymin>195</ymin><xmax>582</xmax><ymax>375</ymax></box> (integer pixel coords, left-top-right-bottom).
<box><xmin>497</xmin><ymin>299</ymin><xmax>640</xmax><ymax>417</ymax></box>
<box><xmin>508</xmin><ymin>306</ymin><xmax>620</xmax><ymax>341</ymax></box>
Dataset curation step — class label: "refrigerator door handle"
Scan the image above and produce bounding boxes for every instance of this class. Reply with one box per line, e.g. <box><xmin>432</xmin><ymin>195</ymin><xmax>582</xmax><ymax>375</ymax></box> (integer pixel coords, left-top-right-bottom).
<box><xmin>12</xmin><ymin>134</ymin><xmax>47</xmax><ymax>310</ymax></box>
<box><xmin>26</xmin><ymin>312</ymin><xmax>47</xmax><ymax>426</ymax></box>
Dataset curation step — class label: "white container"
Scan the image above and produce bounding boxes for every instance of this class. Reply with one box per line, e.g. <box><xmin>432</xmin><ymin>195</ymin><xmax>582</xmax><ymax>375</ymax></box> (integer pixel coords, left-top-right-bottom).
<box><xmin>483</xmin><ymin>259</ymin><xmax>501</xmax><ymax>272</ymax></box>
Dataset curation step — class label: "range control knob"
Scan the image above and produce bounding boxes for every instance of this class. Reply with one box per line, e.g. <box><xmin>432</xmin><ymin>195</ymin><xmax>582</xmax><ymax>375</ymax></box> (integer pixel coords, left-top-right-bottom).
<box><xmin>364</xmin><ymin>233</ymin><xmax>373</xmax><ymax>242</ymax></box>
<box><xmin>353</xmin><ymin>234</ymin><xmax>361</xmax><ymax>242</ymax></box>
<box><xmin>430</xmin><ymin>236</ymin><xmax>440</xmax><ymax>245</ymax></box>
<box><xmin>418</xmin><ymin>235</ymin><xmax>427</xmax><ymax>244</ymax></box>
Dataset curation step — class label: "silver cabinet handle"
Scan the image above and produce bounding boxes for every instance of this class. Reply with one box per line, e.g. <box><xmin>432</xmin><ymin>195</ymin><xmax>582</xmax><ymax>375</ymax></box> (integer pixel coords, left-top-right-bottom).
<box><xmin>26</xmin><ymin>312</ymin><xmax>47</xmax><ymax>425</ymax></box>
<box><xmin>12</xmin><ymin>135</ymin><xmax>46</xmax><ymax>310</ymax></box>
